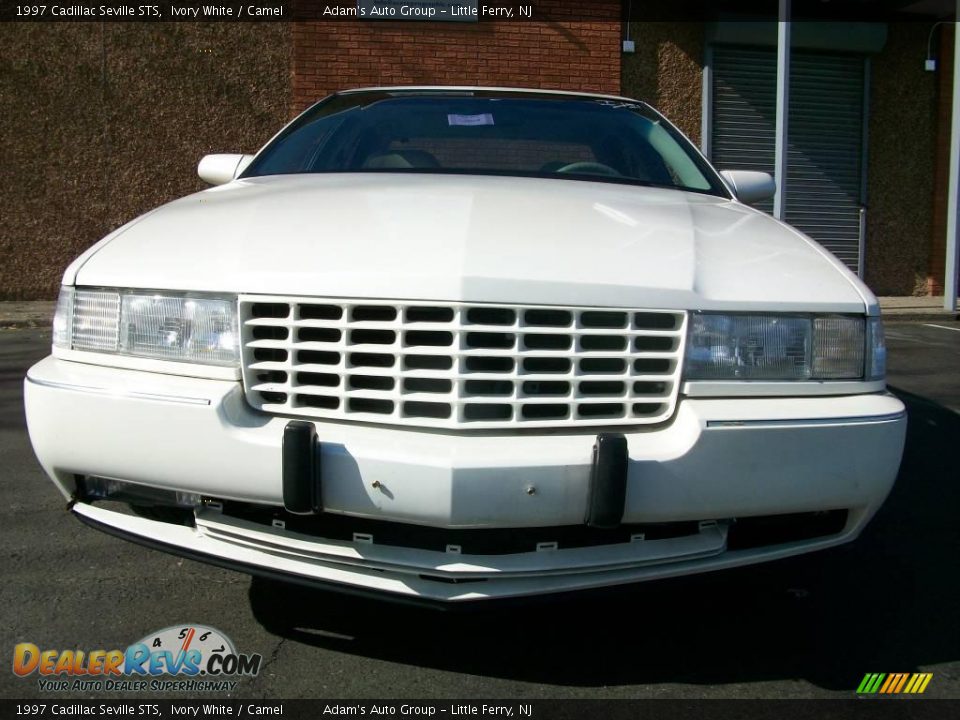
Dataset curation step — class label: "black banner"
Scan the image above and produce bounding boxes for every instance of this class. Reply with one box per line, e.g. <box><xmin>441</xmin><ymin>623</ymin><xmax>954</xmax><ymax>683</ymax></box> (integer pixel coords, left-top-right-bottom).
<box><xmin>0</xmin><ymin>0</ymin><xmax>953</xmax><ymax>23</ymax></box>
<box><xmin>2</xmin><ymin>700</ymin><xmax>960</xmax><ymax>720</ymax></box>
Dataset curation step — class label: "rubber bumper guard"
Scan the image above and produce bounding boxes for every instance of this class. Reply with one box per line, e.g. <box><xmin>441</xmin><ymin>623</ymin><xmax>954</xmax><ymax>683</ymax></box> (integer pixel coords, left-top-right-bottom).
<box><xmin>282</xmin><ymin>421</ymin><xmax>322</xmax><ymax>514</ymax></box>
<box><xmin>585</xmin><ymin>432</ymin><xmax>628</xmax><ymax>529</ymax></box>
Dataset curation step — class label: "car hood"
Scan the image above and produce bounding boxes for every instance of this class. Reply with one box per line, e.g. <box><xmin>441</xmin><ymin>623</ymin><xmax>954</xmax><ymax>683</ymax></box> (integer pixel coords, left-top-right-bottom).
<box><xmin>74</xmin><ymin>173</ymin><xmax>872</xmax><ymax>313</ymax></box>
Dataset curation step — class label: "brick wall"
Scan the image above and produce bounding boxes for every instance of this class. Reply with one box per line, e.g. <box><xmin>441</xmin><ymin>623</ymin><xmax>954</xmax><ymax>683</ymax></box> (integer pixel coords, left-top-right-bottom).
<box><xmin>291</xmin><ymin>1</ymin><xmax>622</xmax><ymax>115</ymax></box>
<box><xmin>929</xmin><ymin>24</ymin><xmax>953</xmax><ymax>296</ymax></box>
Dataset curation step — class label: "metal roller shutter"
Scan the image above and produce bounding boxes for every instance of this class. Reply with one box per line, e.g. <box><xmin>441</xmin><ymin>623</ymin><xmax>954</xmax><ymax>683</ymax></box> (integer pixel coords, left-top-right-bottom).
<box><xmin>710</xmin><ymin>45</ymin><xmax>866</xmax><ymax>273</ymax></box>
<box><xmin>711</xmin><ymin>46</ymin><xmax>778</xmax><ymax>215</ymax></box>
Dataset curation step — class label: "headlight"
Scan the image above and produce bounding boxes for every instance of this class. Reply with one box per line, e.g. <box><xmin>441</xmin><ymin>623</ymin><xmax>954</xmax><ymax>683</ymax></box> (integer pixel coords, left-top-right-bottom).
<box><xmin>685</xmin><ymin>312</ymin><xmax>880</xmax><ymax>381</ymax></box>
<box><xmin>866</xmin><ymin>317</ymin><xmax>886</xmax><ymax>381</ymax></box>
<box><xmin>52</xmin><ymin>286</ymin><xmax>238</xmax><ymax>366</ymax></box>
<box><xmin>52</xmin><ymin>286</ymin><xmax>75</xmax><ymax>349</ymax></box>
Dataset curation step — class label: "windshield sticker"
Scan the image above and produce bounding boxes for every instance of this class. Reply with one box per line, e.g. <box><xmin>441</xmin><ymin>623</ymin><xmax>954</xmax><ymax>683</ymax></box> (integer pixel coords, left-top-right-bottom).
<box><xmin>448</xmin><ymin>113</ymin><xmax>495</xmax><ymax>126</ymax></box>
<box><xmin>594</xmin><ymin>100</ymin><xmax>645</xmax><ymax>111</ymax></box>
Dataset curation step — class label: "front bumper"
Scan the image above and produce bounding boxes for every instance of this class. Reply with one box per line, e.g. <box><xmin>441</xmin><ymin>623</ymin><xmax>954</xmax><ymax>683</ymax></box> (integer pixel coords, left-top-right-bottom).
<box><xmin>25</xmin><ymin>356</ymin><xmax>907</xmax><ymax>601</ymax></box>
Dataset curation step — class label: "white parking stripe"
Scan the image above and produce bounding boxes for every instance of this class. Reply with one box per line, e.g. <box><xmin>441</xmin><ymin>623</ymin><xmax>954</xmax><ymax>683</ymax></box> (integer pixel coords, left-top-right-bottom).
<box><xmin>924</xmin><ymin>324</ymin><xmax>960</xmax><ymax>333</ymax></box>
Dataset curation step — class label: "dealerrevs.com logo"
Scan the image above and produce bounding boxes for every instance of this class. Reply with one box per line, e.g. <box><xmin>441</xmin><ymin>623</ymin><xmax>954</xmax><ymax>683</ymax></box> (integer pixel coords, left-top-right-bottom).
<box><xmin>13</xmin><ymin>625</ymin><xmax>262</xmax><ymax>693</ymax></box>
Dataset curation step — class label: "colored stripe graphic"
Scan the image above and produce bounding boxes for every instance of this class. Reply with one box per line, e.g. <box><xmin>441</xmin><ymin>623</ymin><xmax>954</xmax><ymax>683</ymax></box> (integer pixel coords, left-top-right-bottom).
<box><xmin>857</xmin><ymin>672</ymin><xmax>932</xmax><ymax>694</ymax></box>
<box><xmin>879</xmin><ymin>673</ymin><xmax>898</xmax><ymax>693</ymax></box>
<box><xmin>913</xmin><ymin>673</ymin><xmax>933</xmax><ymax>694</ymax></box>
<box><xmin>857</xmin><ymin>673</ymin><xmax>886</xmax><ymax>693</ymax></box>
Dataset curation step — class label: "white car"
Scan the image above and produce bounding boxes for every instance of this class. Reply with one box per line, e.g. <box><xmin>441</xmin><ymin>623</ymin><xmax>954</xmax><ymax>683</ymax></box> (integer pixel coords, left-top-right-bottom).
<box><xmin>25</xmin><ymin>87</ymin><xmax>906</xmax><ymax>603</ymax></box>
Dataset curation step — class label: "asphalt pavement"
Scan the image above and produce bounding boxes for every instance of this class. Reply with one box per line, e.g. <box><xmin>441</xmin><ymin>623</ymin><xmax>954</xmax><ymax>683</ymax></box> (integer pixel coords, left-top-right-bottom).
<box><xmin>1</xmin><ymin>323</ymin><xmax>958</xmax><ymax>700</ymax></box>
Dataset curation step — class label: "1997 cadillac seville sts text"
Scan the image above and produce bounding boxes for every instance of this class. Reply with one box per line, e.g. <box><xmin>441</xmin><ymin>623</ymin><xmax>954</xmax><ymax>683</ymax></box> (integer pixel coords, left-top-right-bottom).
<box><xmin>25</xmin><ymin>88</ymin><xmax>907</xmax><ymax>602</ymax></box>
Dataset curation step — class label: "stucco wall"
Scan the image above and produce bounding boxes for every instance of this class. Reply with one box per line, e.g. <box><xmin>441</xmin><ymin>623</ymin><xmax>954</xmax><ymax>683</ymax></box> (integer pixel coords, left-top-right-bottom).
<box><xmin>0</xmin><ymin>23</ymin><xmax>291</xmax><ymax>300</ymax></box>
<box><xmin>621</xmin><ymin>22</ymin><xmax>705</xmax><ymax>146</ymax></box>
<box><xmin>865</xmin><ymin>22</ymin><xmax>939</xmax><ymax>296</ymax></box>
<box><xmin>929</xmin><ymin>23</ymin><xmax>953</xmax><ymax>296</ymax></box>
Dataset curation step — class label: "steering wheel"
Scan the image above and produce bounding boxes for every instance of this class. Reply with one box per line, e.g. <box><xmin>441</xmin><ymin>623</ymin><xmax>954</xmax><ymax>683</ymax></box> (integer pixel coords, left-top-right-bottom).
<box><xmin>555</xmin><ymin>161</ymin><xmax>621</xmax><ymax>177</ymax></box>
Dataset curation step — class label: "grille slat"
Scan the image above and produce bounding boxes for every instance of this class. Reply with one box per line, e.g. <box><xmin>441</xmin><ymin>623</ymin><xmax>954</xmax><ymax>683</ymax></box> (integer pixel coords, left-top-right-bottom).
<box><xmin>251</xmin><ymin>382</ymin><xmax>292</xmax><ymax>394</ymax></box>
<box><xmin>247</xmin><ymin>339</ymin><xmax>296</xmax><ymax>349</ymax></box>
<box><xmin>244</xmin><ymin>317</ymin><xmax>290</xmax><ymax>327</ymax></box>
<box><xmin>241</xmin><ymin>297</ymin><xmax>685</xmax><ymax>429</ymax></box>
<box><xmin>258</xmin><ymin>319</ymin><xmax>682</xmax><ymax>337</ymax></box>
<box><xmin>248</xmin><ymin>360</ymin><xmax>291</xmax><ymax>370</ymax></box>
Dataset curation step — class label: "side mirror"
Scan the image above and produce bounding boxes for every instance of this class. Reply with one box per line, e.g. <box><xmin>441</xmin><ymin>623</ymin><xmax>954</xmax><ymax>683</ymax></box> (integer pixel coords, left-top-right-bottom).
<box><xmin>719</xmin><ymin>170</ymin><xmax>776</xmax><ymax>205</ymax></box>
<box><xmin>198</xmin><ymin>154</ymin><xmax>254</xmax><ymax>186</ymax></box>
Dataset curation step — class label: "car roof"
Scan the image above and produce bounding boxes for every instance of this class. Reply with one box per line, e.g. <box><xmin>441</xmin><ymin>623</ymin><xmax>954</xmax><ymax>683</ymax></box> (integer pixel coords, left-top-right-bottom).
<box><xmin>336</xmin><ymin>85</ymin><xmax>652</xmax><ymax>107</ymax></box>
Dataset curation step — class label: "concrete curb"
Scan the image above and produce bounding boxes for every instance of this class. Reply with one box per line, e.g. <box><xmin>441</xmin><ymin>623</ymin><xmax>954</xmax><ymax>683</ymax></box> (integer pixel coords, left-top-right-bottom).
<box><xmin>0</xmin><ymin>301</ymin><xmax>56</xmax><ymax>330</ymax></box>
<box><xmin>885</xmin><ymin>313</ymin><xmax>960</xmax><ymax>323</ymax></box>
<box><xmin>0</xmin><ymin>319</ymin><xmax>52</xmax><ymax>330</ymax></box>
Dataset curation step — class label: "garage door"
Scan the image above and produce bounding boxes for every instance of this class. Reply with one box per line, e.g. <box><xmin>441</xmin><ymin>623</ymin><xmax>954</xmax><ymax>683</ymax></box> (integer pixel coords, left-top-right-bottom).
<box><xmin>710</xmin><ymin>45</ymin><xmax>867</xmax><ymax>274</ymax></box>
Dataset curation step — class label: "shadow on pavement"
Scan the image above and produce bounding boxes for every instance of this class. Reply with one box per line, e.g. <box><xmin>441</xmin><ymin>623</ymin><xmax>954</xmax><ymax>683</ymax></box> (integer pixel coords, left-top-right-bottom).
<box><xmin>248</xmin><ymin>387</ymin><xmax>959</xmax><ymax>690</ymax></box>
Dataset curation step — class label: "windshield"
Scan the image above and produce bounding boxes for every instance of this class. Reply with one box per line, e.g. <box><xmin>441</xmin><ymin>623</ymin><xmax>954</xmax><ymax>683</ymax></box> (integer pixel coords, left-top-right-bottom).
<box><xmin>243</xmin><ymin>90</ymin><xmax>729</xmax><ymax>197</ymax></box>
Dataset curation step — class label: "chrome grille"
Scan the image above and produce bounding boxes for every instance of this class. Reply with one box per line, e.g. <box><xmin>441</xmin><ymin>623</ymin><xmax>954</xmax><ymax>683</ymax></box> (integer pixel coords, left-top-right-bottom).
<box><xmin>240</xmin><ymin>296</ymin><xmax>686</xmax><ymax>429</ymax></box>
